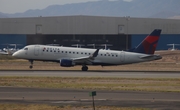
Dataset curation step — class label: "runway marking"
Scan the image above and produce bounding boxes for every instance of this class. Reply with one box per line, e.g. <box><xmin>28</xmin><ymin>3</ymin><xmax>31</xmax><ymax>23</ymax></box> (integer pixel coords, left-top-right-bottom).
<box><xmin>80</xmin><ymin>99</ymin><xmax>107</xmax><ymax>101</ymax></box>
<box><xmin>51</xmin><ymin>101</ymin><xmax>79</xmax><ymax>104</ymax></box>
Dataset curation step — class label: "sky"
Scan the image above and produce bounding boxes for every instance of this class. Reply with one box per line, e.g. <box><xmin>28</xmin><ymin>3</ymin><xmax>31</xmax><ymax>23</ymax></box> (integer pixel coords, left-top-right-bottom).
<box><xmin>0</xmin><ymin>0</ymin><xmax>133</xmax><ymax>14</ymax></box>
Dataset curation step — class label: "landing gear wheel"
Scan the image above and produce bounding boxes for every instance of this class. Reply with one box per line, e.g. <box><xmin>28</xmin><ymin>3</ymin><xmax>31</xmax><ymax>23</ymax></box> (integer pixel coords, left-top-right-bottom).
<box><xmin>29</xmin><ymin>65</ymin><xmax>33</xmax><ymax>69</ymax></box>
<box><xmin>82</xmin><ymin>66</ymin><xmax>88</xmax><ymax>71</ymax></box>
<box><xmin>29</xmin><ymin>60</ymin><xmax>34</xmax><ymax>69</ymax></box>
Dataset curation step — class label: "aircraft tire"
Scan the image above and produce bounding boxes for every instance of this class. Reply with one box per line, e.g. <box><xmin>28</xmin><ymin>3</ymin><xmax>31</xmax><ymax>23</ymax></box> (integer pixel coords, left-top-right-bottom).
<box><xmin>82</xmin><ymin>66</ymin><xmax>88</xmax><ymax>71</ymax></box>
<box><xmin>29</xmin><ymin>65</ymin><xmax>33</xmax><ymax>69</ymax></box>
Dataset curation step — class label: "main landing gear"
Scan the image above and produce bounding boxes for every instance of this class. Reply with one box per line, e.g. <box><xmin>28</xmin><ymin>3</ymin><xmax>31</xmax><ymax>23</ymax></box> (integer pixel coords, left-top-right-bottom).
<box><xmin>29</xmin><ymin>60</ymin><xmax>33</xmax><ymax>69</ymax></box>
<box><xmin>82</xmin><ymin>65</ymin><xmax>88</xmax><ymax>71</ymax></box>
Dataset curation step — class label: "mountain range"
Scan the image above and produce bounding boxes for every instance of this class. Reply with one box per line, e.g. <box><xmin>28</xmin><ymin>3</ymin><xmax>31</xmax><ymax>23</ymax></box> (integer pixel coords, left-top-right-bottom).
<box><xmin>0</xmin><ymin>0</ymin><xmax>180</xmax><ymax>19</ymax></box>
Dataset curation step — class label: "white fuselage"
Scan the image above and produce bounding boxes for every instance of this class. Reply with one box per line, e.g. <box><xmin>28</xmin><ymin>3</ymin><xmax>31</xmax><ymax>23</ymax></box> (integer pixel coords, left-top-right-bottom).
<box><xmin>13</xmin><ymin>45</ymin><xmax>161</xmax><ymax>66</ymax></box>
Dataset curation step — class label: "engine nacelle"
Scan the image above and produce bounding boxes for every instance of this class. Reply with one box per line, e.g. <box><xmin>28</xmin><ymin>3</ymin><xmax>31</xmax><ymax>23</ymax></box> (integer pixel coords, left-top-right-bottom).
<box><xmin>60</xmin><ymin>59</ymin><xmax>75</xmax><ymax>67</ymax></box>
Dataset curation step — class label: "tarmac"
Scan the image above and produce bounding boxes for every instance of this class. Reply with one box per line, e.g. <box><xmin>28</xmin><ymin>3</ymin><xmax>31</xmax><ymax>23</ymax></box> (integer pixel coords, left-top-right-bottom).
<box><xmin>0</xmin><ymin>70</ymin><xmax>180</xmax><ymax>109</ymax></box>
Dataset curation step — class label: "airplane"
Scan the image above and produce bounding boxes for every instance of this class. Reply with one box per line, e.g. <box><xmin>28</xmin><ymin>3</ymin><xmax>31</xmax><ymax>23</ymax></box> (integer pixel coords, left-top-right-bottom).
<box><xmin>0</xmin><ymin>44</ymin><xmax>22</xmax><ymax>55</ymax></box>
<box><xmin>0</xmin><ymin>50</ymin><xmax>9</xmax><ymax>55</ymax></box>
<box><xmin>167</xmin><ymin>44</ymin><xmax>180</xmax><ymax>51</ymax></box>
<box><xmin>99</xmin><ymin>44</ymin><xmax>113</xmax><ymax>50</ymax></box>
<box><xmin>87</xmin><ymin>44</ymin><xmax>96</xmax><ymax>49</ymax></box>
<box><xmin>87</xmin><ymin>44</ymin><xmax>112</xmax><ymax>49</ymax></box>
<box><xmin>12</xmin><ymin>29</ymin><xmax>162</xmax><ymax>71</ymax></box>
<box><xmin>71</xmin><ymin>44</ymin><xmax>85</xmax><ymax>48</ymax></box>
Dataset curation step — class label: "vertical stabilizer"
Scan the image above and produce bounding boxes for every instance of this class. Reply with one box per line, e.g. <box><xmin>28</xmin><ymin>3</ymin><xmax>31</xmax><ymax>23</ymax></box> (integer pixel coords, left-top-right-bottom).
<box><xmin>133</xmin><ymin>29</ymin><xmax>161</xmax><ymax>54</ymax></box>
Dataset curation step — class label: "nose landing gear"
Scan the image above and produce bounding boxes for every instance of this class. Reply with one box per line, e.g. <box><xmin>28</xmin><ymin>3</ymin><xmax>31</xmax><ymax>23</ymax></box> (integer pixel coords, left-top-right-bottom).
<box><xmin>29</xmin><ymin>60</ymin><xmax>33</xmax><ymax>69</ymax></box>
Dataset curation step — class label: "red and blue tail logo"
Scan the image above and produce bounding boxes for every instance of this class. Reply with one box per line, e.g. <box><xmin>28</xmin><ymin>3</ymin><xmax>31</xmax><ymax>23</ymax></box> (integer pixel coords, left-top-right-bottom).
<box><xmin>133</xmin><ymin>29</ymin><xmax>161</xmax><ymax>54</ymax></box>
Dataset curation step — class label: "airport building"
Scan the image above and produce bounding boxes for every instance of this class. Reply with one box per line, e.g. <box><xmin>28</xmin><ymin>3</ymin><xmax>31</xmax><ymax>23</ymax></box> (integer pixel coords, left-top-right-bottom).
<box><xmin>0</xmin><ymin>16</ymin><xmax>180</xmax><ymax>50</ymax></box>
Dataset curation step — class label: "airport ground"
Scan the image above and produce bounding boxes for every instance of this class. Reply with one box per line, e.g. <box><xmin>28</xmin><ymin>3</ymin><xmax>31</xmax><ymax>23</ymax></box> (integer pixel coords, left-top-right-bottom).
<box><xmin>0</xmin><ymin>50</ymin><xmax>180</xmax><ymax>110</ymax></box>
<box><xmin>0</xmin><ymin>50</ymin><xmax>180</xmax><ymax>71</ymax></box>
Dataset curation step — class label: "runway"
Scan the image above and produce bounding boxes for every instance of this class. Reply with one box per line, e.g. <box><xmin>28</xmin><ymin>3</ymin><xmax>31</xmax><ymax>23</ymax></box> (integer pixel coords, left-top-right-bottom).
<box><xmin>0</xmin><ymin>71</ymin><xmax>180</xmax><ymax>109</ymax></box>
<box><xmin>0</xmin><ymin>70</ymin><xmax>180</xmax><ymax>78</ymax></box>
<box><xmin>0</xmin><ymin>87</ymin><xmax>180</xmax><ymax>109</ymax></box>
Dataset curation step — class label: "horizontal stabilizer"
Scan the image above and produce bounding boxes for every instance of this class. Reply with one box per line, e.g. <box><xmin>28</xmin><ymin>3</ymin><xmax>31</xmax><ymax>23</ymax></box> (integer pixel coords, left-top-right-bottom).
<box><xmin>139</xmin><ymin>54</ymin><xmax>162</xmax><ymax>60</ymax></box>
<box><xmin>139</xmin><ymin>55</ymin><xmax>154</xmax><ymax>59</ymax></box>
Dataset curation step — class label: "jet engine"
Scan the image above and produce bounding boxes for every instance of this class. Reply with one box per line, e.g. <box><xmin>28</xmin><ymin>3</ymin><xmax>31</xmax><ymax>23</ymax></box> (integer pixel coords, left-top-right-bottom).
<box><xmin>60</xmin><ymin>59</ymin><xmax>75</xmax><ymax>67</ymax></box>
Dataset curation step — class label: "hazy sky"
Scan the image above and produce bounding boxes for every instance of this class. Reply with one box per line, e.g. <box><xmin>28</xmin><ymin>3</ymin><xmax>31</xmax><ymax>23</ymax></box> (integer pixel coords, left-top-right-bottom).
<box><xmin>0</xmin><ymin>0</ymin><xmax>133</xmax><ymax>13</ymax></box>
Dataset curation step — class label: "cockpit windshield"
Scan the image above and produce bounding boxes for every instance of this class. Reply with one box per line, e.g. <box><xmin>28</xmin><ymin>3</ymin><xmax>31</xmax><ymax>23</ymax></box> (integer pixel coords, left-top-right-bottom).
<box><xmin>24</xmin><ymin>47</ymin><xmax>28</xmax><ymax>50</ymax></box>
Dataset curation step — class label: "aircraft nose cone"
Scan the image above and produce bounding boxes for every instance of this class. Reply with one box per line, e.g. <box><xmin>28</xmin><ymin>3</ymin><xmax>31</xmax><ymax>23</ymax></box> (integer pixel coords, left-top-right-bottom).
<box><xmin>12</xmin><ymin>51</ymin><xmax>19</xmax><ymax>57</ymax></box>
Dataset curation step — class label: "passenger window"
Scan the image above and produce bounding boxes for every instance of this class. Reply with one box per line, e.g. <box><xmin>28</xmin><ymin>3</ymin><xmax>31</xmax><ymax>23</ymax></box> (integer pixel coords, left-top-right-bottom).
<box><xmin>62</xmin><ymin>51</ymin><xmax>63</xmax><ymax>53</ymax></box>
<box><xmin>77</xmin><ymin>52</ymin><xmax>79</xmax><ymax>54</ymax></box>
<box><xmin>81</xmin><ymin>52</ymin><xmax>83</xmax><ymax>54</ymax></box>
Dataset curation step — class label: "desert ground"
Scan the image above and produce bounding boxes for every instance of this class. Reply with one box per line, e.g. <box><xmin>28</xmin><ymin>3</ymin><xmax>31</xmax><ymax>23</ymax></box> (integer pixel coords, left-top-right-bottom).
<box><xmin>0</xmin><ymin>50</ymin><xmax>180</xmax><ymax>71</ymax></box>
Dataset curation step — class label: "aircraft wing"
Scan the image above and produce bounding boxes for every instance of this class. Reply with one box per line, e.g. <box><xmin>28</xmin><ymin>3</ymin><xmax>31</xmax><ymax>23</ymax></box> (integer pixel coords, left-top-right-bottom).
<box><xmin>72</xmin><ymin>49</ymin><xmax>99</xmax><ymax>64</ymax></box>
<box><xmin>72</xmin><ymin>56</ymin><xmax>93</xmax><ymax>64</ymax></box>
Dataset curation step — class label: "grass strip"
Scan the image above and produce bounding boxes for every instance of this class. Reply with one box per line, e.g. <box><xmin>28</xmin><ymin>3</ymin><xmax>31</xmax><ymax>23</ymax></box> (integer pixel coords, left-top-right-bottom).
<box><xmin>0</xmin><ymin>104</ymin><xmax>149</xmax><ymax>110</ymax></box>
<box><xmin>0</xmin><ymin>76</ymin><xmax>180</xmax><ymax>92</ymax></box>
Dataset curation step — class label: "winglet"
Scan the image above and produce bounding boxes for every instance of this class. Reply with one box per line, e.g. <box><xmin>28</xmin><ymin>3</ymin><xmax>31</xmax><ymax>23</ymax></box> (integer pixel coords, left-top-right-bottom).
<box><xmin>92</xmin><ymin>49</ymin><xmax>99</xmax><ymax>57</ymax></box>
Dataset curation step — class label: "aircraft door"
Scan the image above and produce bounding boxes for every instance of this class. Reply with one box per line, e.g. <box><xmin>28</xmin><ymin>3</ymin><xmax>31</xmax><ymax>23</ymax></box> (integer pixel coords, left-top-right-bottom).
<box><xmin>34</xmin><ymin>46</ymin><xmax>40</xmax><ymax>56</ymax></box>
<box><xmin>120</xmin><ymin>51</ymin><xmax>125</xmax><ymax>62</ymax></box>
<box><xmin>24</xmin><ymin>48</ymin><xmax>28</xmax><ymax>55</ymax></box>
